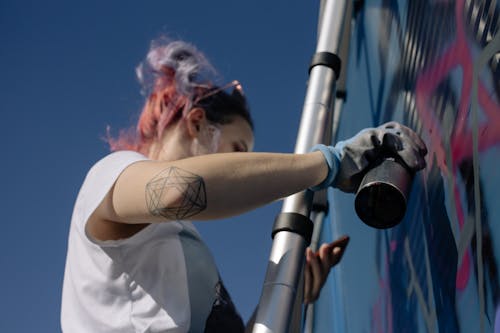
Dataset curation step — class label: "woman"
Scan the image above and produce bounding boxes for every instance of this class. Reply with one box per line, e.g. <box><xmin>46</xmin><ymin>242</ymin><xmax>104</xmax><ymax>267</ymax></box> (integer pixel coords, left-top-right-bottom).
<box><xmin>61</xmin><ymin>40</ymin><xmax>427</xmax><ymax>332</ymax></box>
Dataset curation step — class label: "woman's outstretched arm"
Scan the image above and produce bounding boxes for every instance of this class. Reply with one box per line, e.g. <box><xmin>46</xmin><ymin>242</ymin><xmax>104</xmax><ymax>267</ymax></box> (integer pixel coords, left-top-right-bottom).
<box><xmin>93</xmin><ymin>151</ymin><xmax>328</xmax><ymax>225</ymax></box>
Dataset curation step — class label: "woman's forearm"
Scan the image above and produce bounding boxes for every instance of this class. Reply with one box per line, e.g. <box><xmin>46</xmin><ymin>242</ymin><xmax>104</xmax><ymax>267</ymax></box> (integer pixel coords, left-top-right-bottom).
<box><xmin>180</xmin><ymin>151</ymin><xmax>327</xmax><ymax>219</ymax></box>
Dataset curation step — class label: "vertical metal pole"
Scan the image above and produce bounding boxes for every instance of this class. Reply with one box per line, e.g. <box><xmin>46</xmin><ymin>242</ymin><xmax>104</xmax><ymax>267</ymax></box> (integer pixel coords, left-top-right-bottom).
<box><xmin>302</xmin><ymin>0</ymin><xmax>355</xmax><ymax>330</ymax></box>
<box><xmin>252</xmin><ymin>1</ymin><xmax>348</xmax><ymax>332</ymax></box>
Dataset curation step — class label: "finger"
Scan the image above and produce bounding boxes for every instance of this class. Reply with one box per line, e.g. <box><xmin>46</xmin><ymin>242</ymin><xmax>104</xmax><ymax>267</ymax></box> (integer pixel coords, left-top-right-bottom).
<box><xmin>398</xmin><ymin>146</ymin><xmax>427</xmax><ymax>170</ymax></box>
<box><xmin>330</xmin><ymin>245</ymin><xmax>345</xmax><ymax>266</ymax></box>
<box><xmin>318</xmin><ymin>243</ymin><xmax>334</xmax><ymax>273</ymax></box>
<box><xmin>387</xmin><ymin>122</ymin><xmax>427</xmax><ymax>156</ymax></box>
<box><xmin>382</xmin><ymin>132</ymin><xmax>404</xmax><ymax>151</ymax></box>
<box><xmin>308</xmin><ymin>249</ymin><xmax>324</xmax><ymax>302</ymax></box>
<box><xmin>330</xmin><ymin>235</ymin><xmax>350</xmax><ymax>247</ymax></box>
<box><xmin>319</xmin><ymin>236</ymin><xmax>350</xmax><ymax>268</ymax></box>
<box><xmin>400</xmin><ymin>125</ymin><xmax>427</xmax><ymax>155</ymax></box>
<box><xmin>304</xmin><ymin>249</ymin><xmax>313</xmax><ymax>303</ymax></box>
<box><xmin>320</xmin><ymin>235</ymin><xmax>350</xmax><ymax>255</ymax></box>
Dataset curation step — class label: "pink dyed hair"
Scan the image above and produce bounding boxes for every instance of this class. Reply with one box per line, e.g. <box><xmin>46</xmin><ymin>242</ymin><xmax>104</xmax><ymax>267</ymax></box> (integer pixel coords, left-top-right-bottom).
<box><xmin>106</xmin><ymin>39</ymin><xmax>217</xmax><ymax>155</ymax></box>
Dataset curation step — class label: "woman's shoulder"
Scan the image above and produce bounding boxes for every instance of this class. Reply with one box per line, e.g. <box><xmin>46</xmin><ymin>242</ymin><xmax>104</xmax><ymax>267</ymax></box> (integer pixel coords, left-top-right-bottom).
<box><xmin>76</xmin><ymin>151</ymin><xmax>149</xmax><ymax>220</ymax></box>
<box><xmin>86</xmin><ymin>150</ymin><xmax>149</xmax><ymax>178</ymax></box>
<box><xmin>96</xmin><ymin>150</ymin><xmax>148</xmax><ymax>166</ymax></box>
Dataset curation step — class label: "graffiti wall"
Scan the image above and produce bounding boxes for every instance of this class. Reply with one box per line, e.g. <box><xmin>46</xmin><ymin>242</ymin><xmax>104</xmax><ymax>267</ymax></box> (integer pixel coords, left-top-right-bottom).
<box><xmin>313</xmin><ymin>0</ymin><xmax>500</xmax><ymax>332</ymax></box>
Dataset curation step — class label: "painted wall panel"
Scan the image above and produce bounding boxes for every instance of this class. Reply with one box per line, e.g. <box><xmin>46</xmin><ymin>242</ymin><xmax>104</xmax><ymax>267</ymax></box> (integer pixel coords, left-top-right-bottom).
<box><xmin>313</xmin><ymin>0</ymin><xmax>500</xmax><ymax>332</ymax></box>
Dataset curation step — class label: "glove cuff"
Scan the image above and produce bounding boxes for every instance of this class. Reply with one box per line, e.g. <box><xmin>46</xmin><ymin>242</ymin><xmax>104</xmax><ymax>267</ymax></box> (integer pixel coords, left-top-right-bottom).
<box><xmin>309</xmin><ymin>144</ymin><xmax>341</xmax><ymax>191</ymax></box>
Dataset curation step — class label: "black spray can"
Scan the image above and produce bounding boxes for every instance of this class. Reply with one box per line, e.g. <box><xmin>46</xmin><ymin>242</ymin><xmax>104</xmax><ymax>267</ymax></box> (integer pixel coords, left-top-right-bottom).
<box><xmin>354</xmin><ymin>157</ymin><xmax>413</xmax><ymax>229</ymax></box>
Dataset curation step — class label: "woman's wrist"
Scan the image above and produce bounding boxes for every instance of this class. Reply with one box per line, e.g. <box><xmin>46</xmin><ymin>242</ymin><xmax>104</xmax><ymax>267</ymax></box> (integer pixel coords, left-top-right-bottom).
<box><xmin>309</xmin><ymin>145</ymin><xmax>341</xmax><ymax>191</ymax></box>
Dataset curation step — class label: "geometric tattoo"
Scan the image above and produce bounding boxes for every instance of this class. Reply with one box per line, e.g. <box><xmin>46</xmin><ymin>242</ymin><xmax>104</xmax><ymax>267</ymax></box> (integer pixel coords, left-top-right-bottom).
<box><xmin>145</xmin><ymin>167</ymin><xmax>207</xmax><ymax>220</ymax></box>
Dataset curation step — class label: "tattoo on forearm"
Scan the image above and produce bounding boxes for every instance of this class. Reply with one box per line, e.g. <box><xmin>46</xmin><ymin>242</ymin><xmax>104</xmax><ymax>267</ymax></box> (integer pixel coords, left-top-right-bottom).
<box><xmin>145</xmin><ymin>167</ymin><xmax>207</xmax><ymax>220</ymax></box>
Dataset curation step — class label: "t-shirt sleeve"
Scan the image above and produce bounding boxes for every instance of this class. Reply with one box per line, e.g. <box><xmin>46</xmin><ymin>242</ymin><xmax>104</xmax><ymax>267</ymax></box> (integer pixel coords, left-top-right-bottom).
<box><xmin>72</xmin><ymin>151</ymin><xmax>149</xmax><ymax>242</ymax></box>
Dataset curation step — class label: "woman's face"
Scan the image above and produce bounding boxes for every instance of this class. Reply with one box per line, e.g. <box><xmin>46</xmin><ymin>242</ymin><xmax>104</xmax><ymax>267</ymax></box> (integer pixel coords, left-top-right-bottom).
<box><xmin>216</xmin><ymin>116</ymin><xmax>254</xmax><ymax>153</ymax></box>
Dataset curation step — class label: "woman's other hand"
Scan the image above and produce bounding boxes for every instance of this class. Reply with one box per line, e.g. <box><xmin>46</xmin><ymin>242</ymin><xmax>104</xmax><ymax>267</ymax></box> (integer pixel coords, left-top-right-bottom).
<box><xmin>303</xmin><ymin>235</ymin><xmax>350</xmax><ymax>304</ymax></box>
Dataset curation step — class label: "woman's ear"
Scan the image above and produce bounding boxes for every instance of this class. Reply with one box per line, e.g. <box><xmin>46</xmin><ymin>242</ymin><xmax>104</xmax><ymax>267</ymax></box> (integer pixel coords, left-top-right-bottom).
<box><xmin>185</xmin><ymin>107</ymin><xmax>207</xmax><ymax>138</ymax></box>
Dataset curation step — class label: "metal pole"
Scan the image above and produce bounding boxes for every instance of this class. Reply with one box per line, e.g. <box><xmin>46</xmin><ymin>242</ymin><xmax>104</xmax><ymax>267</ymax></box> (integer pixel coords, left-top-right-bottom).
<box><xmin>303</xmin><ymin>0</ymin><xmax>355</xmax><ymax>329</ymax></box>
<box><xmin>252</xmin><ymin>1</ymin><xmax>348</xmax><ymax>332</ymax></box>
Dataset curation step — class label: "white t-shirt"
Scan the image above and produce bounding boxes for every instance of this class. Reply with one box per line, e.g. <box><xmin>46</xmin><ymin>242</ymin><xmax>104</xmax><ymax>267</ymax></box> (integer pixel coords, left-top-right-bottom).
<box><xmin>61</xmin><ymin>151</ymin><xmax>244</xmax><ymax>333</ymax></box>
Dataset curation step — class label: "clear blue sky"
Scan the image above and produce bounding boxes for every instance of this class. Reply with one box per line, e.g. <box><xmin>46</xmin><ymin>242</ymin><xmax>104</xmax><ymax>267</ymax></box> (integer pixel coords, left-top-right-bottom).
<box><xmin>0</xmin><ymin>1</ymin><xmax>322</xmax><ymax>331</ymax></box>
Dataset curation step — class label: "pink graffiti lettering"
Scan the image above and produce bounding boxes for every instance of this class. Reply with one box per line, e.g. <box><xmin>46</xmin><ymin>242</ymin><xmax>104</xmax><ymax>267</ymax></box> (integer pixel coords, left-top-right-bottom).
<box><xmin>415</xmin><ymin>0</ymin><xmax>500</xmax><ymax>290</ymax></box>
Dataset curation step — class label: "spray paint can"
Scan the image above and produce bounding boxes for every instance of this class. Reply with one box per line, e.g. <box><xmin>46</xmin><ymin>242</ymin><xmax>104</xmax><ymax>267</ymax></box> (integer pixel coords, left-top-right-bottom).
<box><xmin>354</xmin><ymin>157</ymin><xmax>413</xmax><ymax>229</ymax></box>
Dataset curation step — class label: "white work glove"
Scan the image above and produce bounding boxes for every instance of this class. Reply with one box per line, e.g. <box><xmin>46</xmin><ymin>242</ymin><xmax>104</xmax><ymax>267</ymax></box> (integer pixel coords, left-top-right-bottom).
<box><xmin>311</xmin><ymin>121</ymin><xmax>427</xmax><ymax>193</ymax></box>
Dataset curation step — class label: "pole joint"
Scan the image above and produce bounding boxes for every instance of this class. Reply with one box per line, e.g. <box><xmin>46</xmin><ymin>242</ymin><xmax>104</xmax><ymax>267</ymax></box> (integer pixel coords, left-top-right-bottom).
<box><xmin>309</xmin><ymin>52</ymin><xmax>342</xmax><ymax>79</ymax></box>
<box><xmin>272</xmin><ymin>212</ymin><xmax>314</xmax><ymax>245</ymax></box>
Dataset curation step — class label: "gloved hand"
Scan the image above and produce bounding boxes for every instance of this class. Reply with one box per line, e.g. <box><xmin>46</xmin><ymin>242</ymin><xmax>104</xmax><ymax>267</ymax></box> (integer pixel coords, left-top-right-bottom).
<box><xmin>311</xmin><ymin>121</ymin><xmax>427</xmax><ymax>193</ymax></box>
